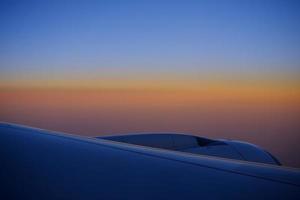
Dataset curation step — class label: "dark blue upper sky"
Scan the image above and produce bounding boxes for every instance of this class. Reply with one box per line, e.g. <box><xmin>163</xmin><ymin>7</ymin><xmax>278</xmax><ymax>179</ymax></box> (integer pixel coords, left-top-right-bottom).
<box><xmin>1</xmin><ymin>0</ymin><xmax>299</xmax><ymax>82</ymax></box>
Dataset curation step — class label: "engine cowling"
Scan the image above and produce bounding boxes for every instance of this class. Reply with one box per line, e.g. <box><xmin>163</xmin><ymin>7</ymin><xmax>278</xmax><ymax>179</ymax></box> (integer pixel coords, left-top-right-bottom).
<box><xmin>99</xmin><ymin>133</ymin><xmax>281</xmax><ymax>165</ymax></box>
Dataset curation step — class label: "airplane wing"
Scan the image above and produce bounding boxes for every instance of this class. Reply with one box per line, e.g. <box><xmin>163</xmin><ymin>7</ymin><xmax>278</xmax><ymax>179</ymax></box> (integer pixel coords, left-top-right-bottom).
<box><xmin>1</xmin><ymin>122</ymin><xmax>300</xmax><ymax>199</ymax></box>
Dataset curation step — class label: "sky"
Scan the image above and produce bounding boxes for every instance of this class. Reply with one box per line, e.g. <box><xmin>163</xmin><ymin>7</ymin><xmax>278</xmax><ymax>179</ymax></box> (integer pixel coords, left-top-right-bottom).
<box><xmin>0</xmin><ymin>0</ymin><xmax>300</xmax><ymax>87</ymax></box>
<box><xmin>0</xmin><ymin>0</ymin><xmax>300</xmax><ymax>167</ymax></box>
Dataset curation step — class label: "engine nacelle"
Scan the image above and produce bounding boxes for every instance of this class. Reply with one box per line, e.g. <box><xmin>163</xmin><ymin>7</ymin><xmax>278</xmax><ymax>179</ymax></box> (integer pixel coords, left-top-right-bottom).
<box><xmin>99</xmin><ymin>133</ymin><xmax>281</xmax><ymax>165</ymax></box>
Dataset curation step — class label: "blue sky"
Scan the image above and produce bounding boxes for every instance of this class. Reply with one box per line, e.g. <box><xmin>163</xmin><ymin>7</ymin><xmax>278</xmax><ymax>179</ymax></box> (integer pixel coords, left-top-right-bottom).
<box><xmin>0</xmin><ymin>0</ymin><xmax>299</xmax><ymax>82</ymax></box>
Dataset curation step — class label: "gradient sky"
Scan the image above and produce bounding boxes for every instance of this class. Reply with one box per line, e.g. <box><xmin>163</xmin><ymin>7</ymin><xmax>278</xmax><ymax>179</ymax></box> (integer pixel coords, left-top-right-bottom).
<box><xmin>0</xmin><ymin>0</ymin><xmax>300</xmax><ymax>87</ymax></box>
<box><xmin>0</xmin><ymin>0</ymin><xmax>300</xmax><ymax>167</ymax></box>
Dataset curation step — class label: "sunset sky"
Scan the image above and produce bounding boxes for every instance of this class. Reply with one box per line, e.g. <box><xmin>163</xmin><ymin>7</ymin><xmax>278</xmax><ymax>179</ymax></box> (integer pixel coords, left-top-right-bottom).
<box><xmin>0</xmin><ymin>1</ymin><xmax>300</xmax><ymax>167</ymax></box>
